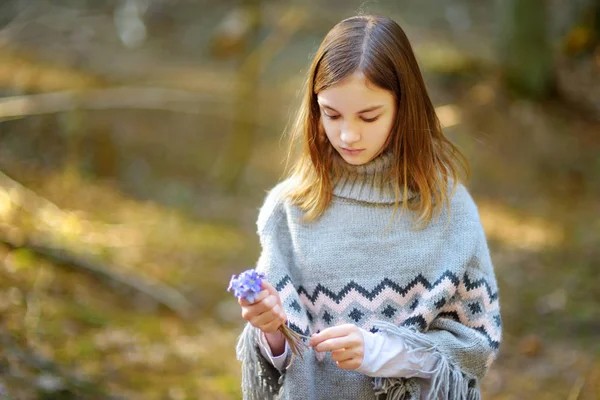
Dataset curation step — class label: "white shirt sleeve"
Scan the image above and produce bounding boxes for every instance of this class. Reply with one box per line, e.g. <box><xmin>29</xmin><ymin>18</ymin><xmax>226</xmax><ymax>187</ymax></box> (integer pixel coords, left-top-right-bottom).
<box><xmin>257</xmin><ymin>330</ymin><xmax>290</xmax><ymax>371</ymax></box>
<box><xmin>355</xmin><ymin>327</ymin><xmax>441</xmax><ymax>379</ymax></box>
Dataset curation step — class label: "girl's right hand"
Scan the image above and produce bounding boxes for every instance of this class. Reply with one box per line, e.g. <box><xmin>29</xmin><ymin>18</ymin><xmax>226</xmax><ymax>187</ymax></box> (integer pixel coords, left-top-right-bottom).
<box><xmin>239</xmin><ymin>281</ymin><xmax>287</xmax><ymax>334</ymax></box>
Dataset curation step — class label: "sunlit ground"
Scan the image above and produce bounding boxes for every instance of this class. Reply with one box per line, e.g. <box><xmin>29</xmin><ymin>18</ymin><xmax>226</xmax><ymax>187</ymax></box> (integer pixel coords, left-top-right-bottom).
<box><xmin>0</xmin><ymin>1</ymin><xmax>599</xmax><ymax>399</ymax></box>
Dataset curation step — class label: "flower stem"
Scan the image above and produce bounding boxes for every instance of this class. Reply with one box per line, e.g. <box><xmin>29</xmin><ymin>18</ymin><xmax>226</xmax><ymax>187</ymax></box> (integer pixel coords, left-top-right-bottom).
<box><xmin>278</xmin><ymin>324</ymin><xmax>310</xmax><ymax>359</ymax></box>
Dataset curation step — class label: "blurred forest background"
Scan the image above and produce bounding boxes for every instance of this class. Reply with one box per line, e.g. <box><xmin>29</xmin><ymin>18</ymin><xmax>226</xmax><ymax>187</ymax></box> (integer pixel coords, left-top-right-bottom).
<box><xmin>0</xmin><ymin>0</ymin><xmax>598</xmax><ymax>399</ymax></box>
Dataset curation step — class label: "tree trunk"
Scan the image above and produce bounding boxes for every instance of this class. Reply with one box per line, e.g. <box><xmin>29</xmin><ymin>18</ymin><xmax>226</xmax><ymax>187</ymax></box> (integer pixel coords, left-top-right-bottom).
<box><xmin>214</xmin><ymin>0</ymin><xmax>262</xmax><ymax>194</ymax></box>
<box><xmin>498</xmin><ymin>0</ymin><xmax>555</xmax><ymax>98</ymax></box>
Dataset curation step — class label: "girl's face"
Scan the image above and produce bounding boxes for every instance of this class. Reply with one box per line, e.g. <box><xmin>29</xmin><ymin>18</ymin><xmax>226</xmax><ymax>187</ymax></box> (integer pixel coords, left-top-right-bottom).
<box><xmin>317</xmin><ymin>71</ymin><xmax>396</xmax><ymax>165</ymax></box>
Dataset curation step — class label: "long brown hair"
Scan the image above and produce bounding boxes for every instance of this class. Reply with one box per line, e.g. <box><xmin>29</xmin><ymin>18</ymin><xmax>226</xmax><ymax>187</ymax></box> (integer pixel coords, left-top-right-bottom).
<box><xmin>284</xmin><ymin>15</ymin><xmax>469</xmax><ymax>228</ymax></box>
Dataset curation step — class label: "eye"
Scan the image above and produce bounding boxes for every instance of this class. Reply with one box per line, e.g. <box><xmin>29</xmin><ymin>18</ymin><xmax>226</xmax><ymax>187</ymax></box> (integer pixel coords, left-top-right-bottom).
<box><xmin>324</xmin><ymin>113</ymin><xmax>340</xmax><ymax>120</ymax></box>
<box><xmin>361</xmin><ymin>116</ymin><xmax>379</xmax><ymax>123</ymax></box>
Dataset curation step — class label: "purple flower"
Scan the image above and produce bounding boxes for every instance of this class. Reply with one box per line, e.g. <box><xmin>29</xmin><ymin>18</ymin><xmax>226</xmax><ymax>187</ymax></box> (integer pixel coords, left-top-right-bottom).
<box><xmin>227</xmin><ymin>269</ymin><xmax>267</xmax><ymax>304</ymax></box>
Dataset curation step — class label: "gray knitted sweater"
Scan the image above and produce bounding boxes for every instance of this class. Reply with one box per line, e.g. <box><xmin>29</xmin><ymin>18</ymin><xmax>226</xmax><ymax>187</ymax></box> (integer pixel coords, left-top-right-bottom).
<box><xmin>236</xmin><ymin>151</ymin><xmax>502</xmax><ymax>400</ymax></box>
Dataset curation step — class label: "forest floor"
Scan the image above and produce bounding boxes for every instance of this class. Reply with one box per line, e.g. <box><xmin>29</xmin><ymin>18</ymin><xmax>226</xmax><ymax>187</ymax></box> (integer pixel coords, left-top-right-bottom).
<box><xmin>0</xmin><ymin>1</ymin><xmax>599</xmax><ymax>399</ymax></box>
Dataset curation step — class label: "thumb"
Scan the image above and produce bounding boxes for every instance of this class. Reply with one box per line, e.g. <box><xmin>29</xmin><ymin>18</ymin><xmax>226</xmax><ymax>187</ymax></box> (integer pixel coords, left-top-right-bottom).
<box><xmin>261</xmin><ymin>280</ymin><xmax>280</xmax><ymax>298</ymax></box>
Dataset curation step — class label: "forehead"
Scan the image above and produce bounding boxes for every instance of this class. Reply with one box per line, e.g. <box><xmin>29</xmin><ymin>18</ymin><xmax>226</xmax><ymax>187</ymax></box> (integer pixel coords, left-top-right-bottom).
<box><xmin>317</xmin><ymin>71</ymin><xmax>393</xmax><ymax>110</ymax></box>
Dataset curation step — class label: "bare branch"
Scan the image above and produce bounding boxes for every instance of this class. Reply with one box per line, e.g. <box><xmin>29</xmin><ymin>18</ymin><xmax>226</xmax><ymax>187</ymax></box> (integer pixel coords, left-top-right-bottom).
<box><xmin>1</xmin><ymin>233</ymin><xmax>193</xmax><ymax>319</ymax></box>
<box><xmin>0</xmin><ymin>169</ymin><xmax>192</xmax><ymax>319</ymax></box>
<box><xmin>0</xmin><ymin>86</ymin><xmax>278</xmax><ymax>129</ymax></box>
<box><xmin>0</xmin><ymin>87</ymin><xmax>226</xmax><ymax>118</ymax></box>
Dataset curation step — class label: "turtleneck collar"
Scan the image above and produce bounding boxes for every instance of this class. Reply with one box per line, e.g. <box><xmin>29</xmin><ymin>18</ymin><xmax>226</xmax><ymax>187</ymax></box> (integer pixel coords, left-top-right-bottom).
<box><xmin>330</xmin><ymin>150</ymin><xmax>416</xmax><ymax>204</ymax></box>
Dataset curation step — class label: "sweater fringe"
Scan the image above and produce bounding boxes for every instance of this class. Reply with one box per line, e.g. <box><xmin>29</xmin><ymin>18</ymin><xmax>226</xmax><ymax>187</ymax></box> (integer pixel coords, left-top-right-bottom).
<box><xmin>372</xmin><ymin>320</ymin><xmax>480</xmax><ymax>400</ymax></box>
<box><xmin>236</xmin><ymin>323</ymin><xmax>284</xmax><ymax>400</ymax></box>
<box><xmin>373</xmin><ymin>376</ymin><xmax>418</xmax><ymax>400</ymax></box>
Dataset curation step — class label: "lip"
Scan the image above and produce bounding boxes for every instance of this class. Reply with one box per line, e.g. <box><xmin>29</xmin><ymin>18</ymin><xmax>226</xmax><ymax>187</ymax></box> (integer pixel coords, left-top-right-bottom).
<box><xmin>341</xmin><ymin>148</ymin><xmax>365</xmax><ymax>156</ymax></box>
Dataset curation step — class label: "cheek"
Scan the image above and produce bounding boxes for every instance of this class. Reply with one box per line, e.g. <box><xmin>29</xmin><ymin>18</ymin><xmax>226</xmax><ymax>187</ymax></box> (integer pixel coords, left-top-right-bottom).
<box><xmin>366</xmin><ymin>120</ymin><xmax>393</xmax><ymax>142</ymax></box>
<box><xmin>378</xmin><ymin>117</ymin><xmax>395</xmax><ymax>140</ymax></box>
<box><xmin>321</xmin><ymin>120</ymin><xmax>338</xmax><ymax>138</ymax></box>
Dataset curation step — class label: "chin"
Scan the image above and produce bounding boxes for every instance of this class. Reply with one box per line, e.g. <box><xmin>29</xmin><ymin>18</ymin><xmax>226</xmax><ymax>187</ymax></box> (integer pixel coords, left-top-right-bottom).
<box><xmin>345</xmin><ymin>159</ymin><xmax>366</xmax><ymax>165</ymax></box>
<box><xmin>340</xmin><ymin>154</ymin><xmax>369</xmax><ymax>165</ymax></box>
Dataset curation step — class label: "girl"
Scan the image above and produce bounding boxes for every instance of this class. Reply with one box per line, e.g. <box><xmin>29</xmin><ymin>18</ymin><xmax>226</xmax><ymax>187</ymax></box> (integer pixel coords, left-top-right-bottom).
<box><xmin>235</xmin><ymin>15</ymin><xmax>501</xmax><ymax>400</ymax></box>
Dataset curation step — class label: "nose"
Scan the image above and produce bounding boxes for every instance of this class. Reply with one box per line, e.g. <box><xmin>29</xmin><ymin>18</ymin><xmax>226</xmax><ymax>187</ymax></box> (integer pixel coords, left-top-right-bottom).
<box><xmin>340</xmin><ymin>122</ymin><xmax>361</xmax><ymax>146</ymax></box>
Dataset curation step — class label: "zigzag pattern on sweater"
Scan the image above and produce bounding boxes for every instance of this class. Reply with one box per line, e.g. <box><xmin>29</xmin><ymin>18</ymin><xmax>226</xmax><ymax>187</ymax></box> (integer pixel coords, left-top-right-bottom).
<box><xmin>276</xmin><ymin>271</ymin><xmax>501</xmax><ymax>351</ymax></box>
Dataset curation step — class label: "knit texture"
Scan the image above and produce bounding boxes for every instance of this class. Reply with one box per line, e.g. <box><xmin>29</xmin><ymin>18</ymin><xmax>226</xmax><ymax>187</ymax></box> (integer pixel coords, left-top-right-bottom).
<box><xmin>236</xmin><ymin>151</ymin><xmax>502</xmax><ymax>400</ymax></box>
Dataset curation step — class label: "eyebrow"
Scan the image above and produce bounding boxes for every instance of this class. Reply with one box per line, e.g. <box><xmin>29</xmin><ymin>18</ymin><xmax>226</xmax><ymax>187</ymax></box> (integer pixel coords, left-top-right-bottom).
<box><xmin>318</xmin><ymin>103</ymin><xmax>384</xmax><ymax>114</ymax></box>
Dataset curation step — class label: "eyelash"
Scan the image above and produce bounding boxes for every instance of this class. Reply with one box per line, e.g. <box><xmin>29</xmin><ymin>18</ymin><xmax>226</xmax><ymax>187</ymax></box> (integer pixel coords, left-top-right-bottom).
<box><xmin>324</xmin><ymin>114</ymin><xmax>379</xmax><ymax>123</ymax></box>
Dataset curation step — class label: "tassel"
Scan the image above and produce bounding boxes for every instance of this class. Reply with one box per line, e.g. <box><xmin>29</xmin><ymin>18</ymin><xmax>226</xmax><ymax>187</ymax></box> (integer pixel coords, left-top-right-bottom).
<box><xmin>467</xmin><ymin>387</ymin><xmax>481</xmax><ymax>400</ymax></box>
<box><xmin>372</xmin><ymin>377</ymin><xmax>418</xmax><ymax>400</ymax></box>
<box><xmin>236</xmin><ymin>323</ymin><xmax>283</xmax><ymax>400</ymax></box>
<box><xmin>373</xmin><ymin>320</ymin><xmax>477</xmax><ymax>400</ymax></box>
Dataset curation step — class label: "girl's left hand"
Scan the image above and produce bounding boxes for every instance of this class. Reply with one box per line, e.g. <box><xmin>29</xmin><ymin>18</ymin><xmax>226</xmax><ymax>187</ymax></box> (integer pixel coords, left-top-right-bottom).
<box><xmin>309</xmin><ymin>324</ymin><xmax>364</xmax><ymax>370</ymax></box>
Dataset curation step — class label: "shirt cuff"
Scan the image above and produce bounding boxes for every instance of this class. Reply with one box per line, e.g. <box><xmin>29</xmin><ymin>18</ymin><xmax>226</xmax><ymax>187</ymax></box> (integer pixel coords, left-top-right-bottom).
<box><xmin>257</xmin><ymin>330</ymin><xmax>290</xmax><ymax>371</ymax></box>
<box><xmin>355</xmin><ymin>327</ymin><xmax>441</xmax><ymax>378</ymax></box>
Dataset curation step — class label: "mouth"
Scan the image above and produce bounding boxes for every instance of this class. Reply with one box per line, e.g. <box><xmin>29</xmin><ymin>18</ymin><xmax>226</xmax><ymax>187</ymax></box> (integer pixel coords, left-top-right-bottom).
<box><xmin>341</xmin><ymin>148</ymin><xmax>365</xmax><ymax>156</ymax></box>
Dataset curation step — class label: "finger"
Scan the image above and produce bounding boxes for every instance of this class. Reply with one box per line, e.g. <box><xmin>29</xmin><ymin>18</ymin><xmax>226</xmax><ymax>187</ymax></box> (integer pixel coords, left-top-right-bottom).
<box><xmin>314</xmin><ymin>337</ymin><xmax>352</xmax><ymax>353</ymax></box>
<box><xmin>251</xmin><ymin>308</ymin><xmax>281</xmax><ymax>327</ymax></box>
<box><xmin>310</xmin><ymin>324</ymin><xmax>357</xmax><ymax>347</ymax></box>
<box><xmin>254</xmin><ymin>302</ymin><xmax>286</xmax><ymax>322</ymax></box>
<box><xmin>334</xmin><ymin>347</ymin><xmax>361</xmax><ymax>362</ymax></box>
<box><xmin>336</xmin><ymin>359</ymin><xmax>360</xmax><ymax>370</ymax></box>
<box><xmin>261</xmin><ymin>317</ymin><xmax>285</xmax><ymax>334</ymax></box>
<box><xmin>309</xmin><ymin>324</ymin><xmax>352</xmax><ymax>347</ymax></box>
<box><xmin>242</xmin><ymin>300</ymin><xmax>284</xmax><ymax>325</ymax></box>
<box><xmin>239</xmin><ymin>290</ymin><xmax>269</xmax><ymax>306</ymax></box>
<box><xmin>261</xmin><ymin>280</ymin><xmax>279</xmax><ymax>296</ymax></box>
<box><xmin>245</xmin><ymin>294</ymin><xmax>278</xmax><ymax>315</ymax></box>
<box><xmin>330</xmin><ymin>348</ymin><xmax>353</xmax><ymax>362</ymax></box>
